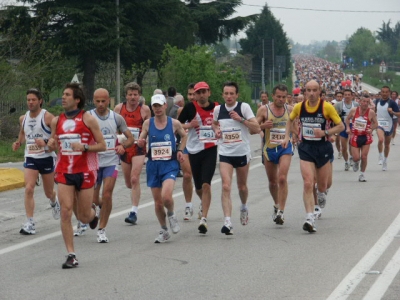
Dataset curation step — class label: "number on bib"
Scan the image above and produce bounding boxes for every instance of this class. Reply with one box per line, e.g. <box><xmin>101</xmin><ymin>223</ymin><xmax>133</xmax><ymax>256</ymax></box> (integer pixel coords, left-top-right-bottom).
<box><xmin>222</xmin><ymin>128</ymin><xmax>242</xmax><ymax>143</ymax></box>
<box><xmin>59</xmin><ymin>133</ymin><xmax>82</xmax><ymax>155</ymax></box>
<box><xmin>151</xmin><ymin>141</ymin><xmax>172</xmax><ymax>160</ymax></box>
<box><xmin>302</xmin><ymin>123</ymin><xmax>321</xmax><ymax>141</ymax></box>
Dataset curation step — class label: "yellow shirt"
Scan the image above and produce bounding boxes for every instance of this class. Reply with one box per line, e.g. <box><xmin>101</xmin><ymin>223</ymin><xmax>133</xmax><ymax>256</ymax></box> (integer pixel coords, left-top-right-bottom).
<box><xmin>290</xmin><ymin>99</ymin><xmax>342</xmax><ymax>125</ymax></box>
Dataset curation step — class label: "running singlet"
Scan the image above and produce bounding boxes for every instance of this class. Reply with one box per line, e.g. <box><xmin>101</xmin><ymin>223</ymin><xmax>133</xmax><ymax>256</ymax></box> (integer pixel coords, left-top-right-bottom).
<box><xmin>22</xmin><ymin>109</ymin><xmax>53</xmax><ymax>159</ymax></box>
<box><xmin>351</xmin><ymin>107</ymin><xmax>371</xmax><ymax>136</ymax></box>
<box><xmin>55</xmin><ymin>110</ymin><xmax>98</xmax><ymax>174</ymax></box>
<box><xmin>147</xmin><ymin>117</ymin><xmax>177</xmax><ymax>161</ymax></box>
<box><xmin>119</xmin><ymin>102</ymin><xmax>144</xmax><ymax>146</ymax></box>
<box><xmin>263</xmin><ymin>104</ymin><xmax>290</xmax><ymax>150</ymax></box>
<box><xmin>299</xmin><ymin>100</ymin><xmax>328</xmax><ymax>143</ymax></box>
<box><xmin>186</xmin><ymin>101</ymin><xmax>219</xmax><ymax>154</ymax></box>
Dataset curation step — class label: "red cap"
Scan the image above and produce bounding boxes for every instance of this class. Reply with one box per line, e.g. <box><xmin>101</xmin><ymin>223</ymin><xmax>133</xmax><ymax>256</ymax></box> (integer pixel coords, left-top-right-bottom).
<box><xmin>194</xmin><ymin>81</ymin><xmax>210</xmax><ymax>92</ymax></box>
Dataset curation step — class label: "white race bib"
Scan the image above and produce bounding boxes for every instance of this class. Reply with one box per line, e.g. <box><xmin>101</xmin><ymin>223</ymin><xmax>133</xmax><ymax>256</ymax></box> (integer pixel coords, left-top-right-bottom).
<box><xmin>27</xmin><ymin>139</ymin><xmax>45</xmax><ymax>155</ymax></box>
<box><xmin>222</xmin><ymin>127</ymin><xmax>242</xmax><ymax>143</ymax></box>
<box><xmin>128</xmin><ymin>127</ymin><xmax>140</xmax><ymax>141</ymax></box>
<box><xmin>59</xmin><ymin>133</ymin><xmax>82</xmax><ymax>155</ymax></box>
<box><xmin>302</xmin><ymin>123</ymin><xmax>321</xmax><ymax>141</ymax></box>
<box><xmin>378</xmin><ymin>118</ymin><xmax>389</xmax><ymax>131</ymax></box>
<box><xmin>198</xmin><ymin>126</ymin><xmax>216</xmax><ymax>143</ymax></box>
<box><xmin>151</xmin><ymin>141</ymin><xmax>172</xmax><ymax>160</ymax></box>
<box><xmin>104</xmin><ymin>134</ymin><xmax>116</xmax><ymax>151</ymax></box>
<box><xmin>269</xmin><ymin>128</ymin><xmax>286</xmax><ymax>145</ymax></box>
<box><xmin>353</xmin><ymin>117</ymin><xmax>367</xmax><ymax>131</ymax></box>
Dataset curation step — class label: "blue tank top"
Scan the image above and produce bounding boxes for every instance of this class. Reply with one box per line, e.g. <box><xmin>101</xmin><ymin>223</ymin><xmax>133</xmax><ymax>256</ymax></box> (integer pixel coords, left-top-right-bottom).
<box><xmin>148</xmin><ymin>117</ymin><xmax>177</xmax><ymax>161</ymax></box>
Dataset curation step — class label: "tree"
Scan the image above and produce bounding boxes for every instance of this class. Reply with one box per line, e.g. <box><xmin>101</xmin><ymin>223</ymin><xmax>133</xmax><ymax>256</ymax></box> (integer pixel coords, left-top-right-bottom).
<box><xmin>376</xmin><ymin>20</ymin><xmax>400</xmax><ymax>60</ymax></box>
<box><xmin>239</xmin><ymin>4</ymin><xmax>290</xmax><ymax>76</ymax></box>
<box><xmin>186</xmin><ymin>0</ymin><xmax>258</xmax><ymax>45</ymax></box>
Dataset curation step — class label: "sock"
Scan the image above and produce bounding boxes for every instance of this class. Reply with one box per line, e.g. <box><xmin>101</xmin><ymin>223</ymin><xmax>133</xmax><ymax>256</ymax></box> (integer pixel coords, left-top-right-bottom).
<box><xmin>201</xmin><ymin>217</ymin><xmax>207</xmax><ymax>221</ymax></box>
<box><xmin>131</xmin><ymin>206</ymin><xmax>138</xmax><ymax>213</ymax></box>
<box><xmin>186</xmin><ymin>202</ymin><xmax>193</xmax><ymax>209</ymax></box>
<box><xmin>306</xmin><ymin>213</ymin><xmax>314</xmax><ymax>220</ymax></box>
<box><xmin>383</xmin><ymin>157</ymin><xmax>387</xmax><ymax>163</ymax></box>
<box><xmin>161</xmin><ymin>225</ymin><xmax>168</xmax><ymax>231</ymax></box>
<box><xmin>379</xmin><ymin>152</ymin><xmax>383</xmax><ymax>158</ymax></box>
<box><xmin>28</xmin><ymin>217</ymin><xmax>34</xmax><ymax>224</ymax></box>
<box><xmin>240</xmin><ymin>204</ymin><xmax>247</xmax><ymax>211</ymax></box>
<box><xmin>224</xmin><ymin>217</ymin><xmax>231</xmax><ymax>224</ymax></box>
<box><xmin>167</xmin><ymin>211</ymin><xmax>174</xmax><ymax>217</ymax></box>
<box><xmin>68</xmin><ymin>252</ymin><xmax>76</xmax><ymax>256</ymax></box>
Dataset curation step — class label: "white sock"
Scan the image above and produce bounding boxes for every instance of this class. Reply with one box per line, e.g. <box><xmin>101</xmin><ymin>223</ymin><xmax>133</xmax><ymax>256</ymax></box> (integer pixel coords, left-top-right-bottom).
<box><xmin>383</xmin><ymin>157</ymin><xmax>387</xmax><ymax>163</ymax></box>
<box><xmin>131</xmin><ymin>206</ymin><xmax>138</xmax><ymax>213</ymax></box>
<box><xmin>185</xmin><ymin>202</ymin><xmax>193</xmax><ymax>209</ymax></box>
<box><xmin>240</xmin><ymin>204</ymin><xmax>247</xmax><ymax>211</ymax></box>
<box><xmin>224</xmin><ymin>217</ymin><xmax>231</xmax><ymax>224</ymax></box>
<box><xmin>306</xmin><ymin>213</ymin><xmax>314</xmax><ymax>220</ymax></box>
<box><xmin>379</xmin><ymin>152</ymin><xmax>383</xmax><ymax>158</ymax></box>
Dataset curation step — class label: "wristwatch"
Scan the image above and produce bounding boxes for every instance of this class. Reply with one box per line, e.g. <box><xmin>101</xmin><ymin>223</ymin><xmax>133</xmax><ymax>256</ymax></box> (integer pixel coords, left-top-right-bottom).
<box><xmin>324</xmin><ymin>130</ymin><xmax>329</xmax><ymax>136</ymax></box>
<box><xmin>83</xmin><ymin>144</ymin><xmax>89</xmax><ymax>152</ymax></box>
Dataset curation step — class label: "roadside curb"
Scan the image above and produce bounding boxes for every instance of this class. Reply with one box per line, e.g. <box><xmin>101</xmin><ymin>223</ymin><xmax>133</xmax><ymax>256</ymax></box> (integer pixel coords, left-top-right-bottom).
<box><xmin>0</xmin><ymin>168</ymin><xmax>24</xmax><ymax>192</ymax></box>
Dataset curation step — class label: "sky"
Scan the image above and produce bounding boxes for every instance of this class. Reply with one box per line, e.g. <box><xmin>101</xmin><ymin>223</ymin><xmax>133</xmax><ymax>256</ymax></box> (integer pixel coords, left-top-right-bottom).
<box><xmin>230</xmin><ymin>0</ymin><xmax>400</xmax><ymax>44</ymax></box>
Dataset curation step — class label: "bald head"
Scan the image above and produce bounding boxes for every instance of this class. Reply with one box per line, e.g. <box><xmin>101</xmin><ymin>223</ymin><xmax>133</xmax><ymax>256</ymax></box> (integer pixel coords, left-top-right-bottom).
<box><xmin>305</xmin><ymin>80</ymin><xmax>320</xmax><ymax>90</ymax></box>
<box><xmin>93</xmin><ymin>88</ymin><xmax>110</xmax><ymax>114</ymax></box>
<box><xmin>305</xmin><ymin>80</ymin><xmax>320</xmax><ymax>102</ymax></box>
<box><xmin>94</xmin><ymin>88</ymin><xmax>110</xmax><ymax>99</ymax></box>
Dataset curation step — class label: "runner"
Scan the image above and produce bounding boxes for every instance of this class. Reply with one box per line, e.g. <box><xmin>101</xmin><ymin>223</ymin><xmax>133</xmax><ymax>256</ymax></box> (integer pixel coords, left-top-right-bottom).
<box><xmin>255</xmin><ymin>84</ymin><xmax>294</xmax><ymax>225</ymax></box>
<box><xmin>213</xmin><ymin>81</ymin><xmax>260</xmax><ymax>235</ymax></box>
<box><xmin>282</xmin><ymin>80</ymin><xmax>344</xmax><ymax>233</ymax></box>
<box><xmin>332</xmin><ymin>91</ymin><xmax>343</xmax><ymax>158</ymax></box>
<box><xmin>178</xmin><ymin>81</ymin><xmax>219</xmax><ymax>234</ymax></box>
<box><xmin>137</xmin><ymin>94</ymin><xmax>187</xmax><ymax>243</ymax></box>
<box><xmin>47</xmin><ymin>83</ymin><xmax>106</xmax><ymax>268</ymax></box>
<box><xmin>375</xmin><ymin>86</ymin><xmax>400</xmax><ymax>170</ymax></box>
<box><xmin>114</xmin><ymin>82</ymin><xmax>151</xmax><ymax>224</ymax></box>
<box><xmin>87</xmin><ymin>88</ymin><xmax>134</xmax><ymax>242</ymax></box>
<box><xmin>334</xmin><ymin>89</ymin><xmax>358</xmax><ymax>170</ymax></box>
<box><xmin>345</xmin><ymin>93</ymin><xmax>378</xmax><ymax>182</ymax></box>
<box><xmin>12</xmin><ymin>88</ymin><xmax>60</xmax><ymax>235</ymax></box>
<box><xmin>390</xmin><ymin>91</ymin><xmax>399</xmax><ymax>145</ymax></box>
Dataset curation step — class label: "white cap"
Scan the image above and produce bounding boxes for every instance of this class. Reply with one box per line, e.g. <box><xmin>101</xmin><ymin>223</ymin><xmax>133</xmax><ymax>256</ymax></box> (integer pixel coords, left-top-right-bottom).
<box><xmin>151</xmin><ymin>94</ymin><xmax>166</xmax><ymax>106</ymax></box>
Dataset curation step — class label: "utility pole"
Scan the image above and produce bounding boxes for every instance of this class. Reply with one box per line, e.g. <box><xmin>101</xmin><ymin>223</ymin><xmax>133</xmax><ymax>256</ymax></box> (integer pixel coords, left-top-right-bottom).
<box><xmin>261</xmin><ymin>39</ymin><xmax>265</xmax><ymax>91</ymax></box>
<box><xmin>272</xmin><ymin>39</ymin><xmax>275</xmax><ymax>89</ymax></box>
<box><xmin>116</xmin><ymin>0</ymin><xmax>121</xmax><ymax>104</ymax></box>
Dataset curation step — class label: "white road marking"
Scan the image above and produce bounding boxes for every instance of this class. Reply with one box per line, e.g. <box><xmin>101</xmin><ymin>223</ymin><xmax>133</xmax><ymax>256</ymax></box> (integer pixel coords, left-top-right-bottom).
<box><xmin>327</xmin><ymin>212</ymin><xmax>400</xmax><ymax>300</ymax></box>
<box><xmin>0</xmin><ymin>162</ymin><xmax>262</xmax><ymax>256</ymax></box>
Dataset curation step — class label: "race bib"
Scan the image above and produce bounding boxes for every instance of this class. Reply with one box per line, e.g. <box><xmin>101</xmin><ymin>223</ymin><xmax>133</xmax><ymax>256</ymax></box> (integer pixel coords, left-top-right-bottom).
<box><xmin>27</xmin><ymin>139</ymin><xmax>45</xmax><ymax>155</ymax></box>
<box><xmin>222</xmin><ymin>127</ymin><xmax>242</xmax><ymax>143</ymax></box>
<box><xmin>198</xmin><ymin>126</ymin><xmax>216</xmax><ymax>143</ymax></box>
<box><xmin>151</xmin><ymin>141</ymin><xmax>172</xmax><ymax>160</ymax></box>
<box><xmin>302</xmin><ymin>123</ymin><xmax>321</xmax><ymax>141</ymax></box>
<box><xmin>59</xmin><ymin>133</ymin><xmax>82</xmax><ymax>155</ymax></box>
<box><xmin>128</xmin><ymin>127</ymin><xmax>140</xmax><ymax>141</ymax></box>
<box><xmin>378</xmin><ymin>118</ymin><xmax>389</xmax><ymax>131</ymax></box>
<box><xmin>353</xmin><ymin>117</ymin><xmax>367</xmax><ymax>131</ymax></box>
<box><xmin>269</xmin><ymin>128</ymin><xmax>286</xmax><ymax>145</ymax></box>
<box><xmin>104</xmin><ymin>134</ymin><xmax>116</xmax><ymax>152</ymax></box>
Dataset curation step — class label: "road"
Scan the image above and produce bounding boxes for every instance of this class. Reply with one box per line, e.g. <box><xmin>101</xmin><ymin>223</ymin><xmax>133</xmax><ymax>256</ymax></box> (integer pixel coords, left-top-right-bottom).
<box><xmin>1</xmin><ymin>131</ymin><xmax>400</xmax><ymax>300</ymax></box>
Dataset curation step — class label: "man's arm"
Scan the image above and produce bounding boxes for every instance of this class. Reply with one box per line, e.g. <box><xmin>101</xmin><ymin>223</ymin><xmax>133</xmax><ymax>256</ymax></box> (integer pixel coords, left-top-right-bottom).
<box><xmin>137</xmin><ymin>119</ymin><xmax>150</xmax><ymax>148</ymax></box>
<box><xmin>173</xmin><ymin>119</ymin><xmax>187</xmax><ymax>162</ymax></box>
<box><xmin>369</xmin><ymin>110</ymin><xmax>378</xmax><ymax>131</ymax></box>
<box><xmin>345</xmin><ymin>108</ymin><xmax>356</xmax><ymax>134</ymax></box>
<box><xmin>12</xmin><ymin>115</ymin><xmax>26</xmax><ymax>151</ymax></box>
<box><xmin>113</xmin><ymin>103</ymin><xmax>122</xmax><ymax>114</ymax></box>
<box><xmin>82</xmin><ymin>113</ymin><xmax>106</xmax><ymax>152</ymax></box>
<box><xmin>141</xmin><ymin>104</ymin><xmax>152</xmax><ymax>121</ymax></box>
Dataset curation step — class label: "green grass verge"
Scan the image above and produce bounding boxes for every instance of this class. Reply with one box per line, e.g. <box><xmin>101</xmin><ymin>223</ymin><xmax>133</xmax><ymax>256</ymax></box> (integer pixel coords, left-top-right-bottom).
<box><xmin>351</xmin><ymin>65</ymin><xmax>400</xmax><ymax>92</ymax></box>
<box><xmin>0</xmin><ymin>139</ymin><xmax>24</xmax><ymax>163</ymax></box>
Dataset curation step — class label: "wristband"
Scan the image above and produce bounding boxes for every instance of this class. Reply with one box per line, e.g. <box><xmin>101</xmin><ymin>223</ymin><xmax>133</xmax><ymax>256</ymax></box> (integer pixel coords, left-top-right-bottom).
<box><xmin>177</xmin><ymin>150</ymin><xmax>183</xmax><ymax>152</ymax></box>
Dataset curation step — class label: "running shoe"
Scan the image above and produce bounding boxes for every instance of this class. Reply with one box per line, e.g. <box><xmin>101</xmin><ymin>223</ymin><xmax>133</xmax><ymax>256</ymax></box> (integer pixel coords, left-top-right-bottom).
<box><xmin>338</xmin><ymin>152</ymin><xmax>342</xmax><ymax>159</ymax></box>
<box><xmin>74</xmin><ymin>221</ymin><xmax>88</xmax><ymax>236</ymax></box>
<box><xmin>97</xmin><ymin>229</ymin><xmax>109</xmax><ymax>243</ymax></box>
<box><xmin>50</xmin><ymin>197</ymin><xmax>61</xmax><ymax>220</ymax></box>
<box><xmin>359</xmin><ymin>174</ymin><xmax>367</xmax><ymax>182</ymax></box>
<box><xmin>344</xmin><ymin>162</ymin><xmax>350</xmax><ymax>171</ymax></box>
<box><xmin>183</xmin><ymin>206</ymin><xmax>193</xmax><ymax>221</ymax></box>
<box><xmin>168</xmin><ymin>214</ymin><xmax>180</xmax><ymax>234</ymax></box>
<box><xmin>221</xmin><ymin>222</ymin><xmax>233</xmax><ymax>235</ymax></box>
<box><xmin>240</xmin><ymin>209</ymin><xmax>249</xmax><ymax>225</ymax></box>
<box><xmin>272</xmin><ymin>205</ymin><xmax>278</xmax><ymax>223</ymax></box>
<box><xmin>352</xmin><ymin>161</ymin><xmax>359</xmax><ymax>172</ymax></box>
<box><xmin>154</xmin><ymin>229</ymin><xmax>171</xmax><ymax>243</ymax></box>
<box><xmin>20</xmin><ymin>221</ymin><xmax>35</xmax><ymax>235</ymax></box>
<box><xmin>303</xmin><ymin>218</ymin><xmax>317</xmax><ymax>233</ymax></box>
<box><xmin>382</xmin><ymin>161</ymin><xmax>387</xmax><ymax>171</ymax></box>
<box><xmin>197</xmin><ymin>204</ymin><xmax>203</xmax><ymax>220</ymax></box>
<box><xmin>314</xmin><ymin>207</ymin><xmax>322</xmax><ymax>220</ymax></box>
<box><xmin>89</xmin><ymin>204</ymin><xmax>100</xmax><ymax>229</ymax></box>
<box><xmin>378</xmin><ymin>155</ymin><xmax>383</xmax><ymax>165</ymax></box>
<box><xmin>198</xmin><ymin>217</ymin><xmax>208</xmax><ymax>234</ymax></box>
<box><xmin>62</xmin><ymin>254</ymin><xmax>78</xmax><ymax>269</ymax></box>
<box><xmin>125</xmin><ymin>211</ymin><xmax>137</xmax><ymax>224</ymax></box>
<box><xmin>349</xmin><ymin>157</ymin><xmax>354</xmax><ymax>166</ymax></box>
<box><xmin>274</xmin><ymin>210</ymin><xmax>284</xmax><ymax>225</ymax></box>
<box><xmin>317</xmin><ymin>190</ymin><xmax>327</xmax><ymax>208</ymax></box>
<box><xmin>35</xmin><ymin>175</ymin><xmax>41</xmax><ymax>186</ymax></box>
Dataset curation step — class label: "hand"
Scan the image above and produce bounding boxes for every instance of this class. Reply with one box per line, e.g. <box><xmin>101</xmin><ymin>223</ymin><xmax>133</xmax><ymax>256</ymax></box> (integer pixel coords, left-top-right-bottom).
<box><xmin>214</xmin><ymin>129</ymin><xmax>222</xmax><ymax>139</ymax></box>
<box><xmin>229</xmin><ymin>111</ymin><xmax>241</xmax><ymax>122</ymax></box>
<box><xmin>281</xmin><ymin>138</ymin><xmax>290</xmax><ymax>149</ymax></box>
<box><xmin>34</xmin><ymin>138</ymin><xmax>46</xmax><ymax>147</ymax></box>
<box><xmin>71</xmin><ymin>142</ymin><xmax>84</xmax><ymax>151</ymax></box>
<box><xmin>137</xmin><ymin>138</ymin><xmax>146</xmax><ymax>148</ymax></box>
<box><xmin>12</xmin><ymin>141</ymin><xmax>21</xmax><ymax>151</ymax></box>
<box><xmin>313</xmin><ymin>128</ymin><xmax>325</xmax><ymax>138</ymax></box>
<box><xmin>47</xmin><ymin>135</ymin><xmax>58</xmax><ymax>150</ymax></box>
<box><xmin>388</xmin><ymin>107</ymin><xmax>393</xmax><ymax>114</ymax></box>
<box><xmin>115</xmin><ymin>144</ymin><xmax>126</xmax><ymax>155</ymax></box>
<box><xmin>261</xmin><ymin>120</ymin><xmax>273</xmax><ymax>129</ymax></box>
<box><xmin>189</xmin><ymin>119</ymin><xmax>199</xmax><ymax>128</ymax></box>
<box><xmin>178</xmin><ymin>151</ymin><xmax>184</xmax><ymax>163</ymax></box>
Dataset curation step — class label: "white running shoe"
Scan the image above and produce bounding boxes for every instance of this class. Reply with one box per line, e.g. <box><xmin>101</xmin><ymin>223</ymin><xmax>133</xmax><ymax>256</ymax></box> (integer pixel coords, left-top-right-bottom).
<box><xmin>314</xmin><ymin>206</ymin><xmax>322</xmax><ymax>220</ymax></box>
<box><xmin>272</xmin><ymin>205</ymin><xmax>278</xmax><ymax>223</ymax></box>
<box><xmin>221</xmin><ymin>221</ymin><xmax>233</xmax><ymax>235</ymax></box>
<box><xmin>198</xmin><ymin>217</ymin><xmax>208</xmax><ymax>234</ymax></box>
<box><xmin>352</xmin><ymin>161</ymin><xmax>359</xmax><ymax>172</ymax></box>
<box><xmin>168</xmin><ymin>214</ymin><xmax>180</xmax><ymax>234</ymax></box>
<box><xmin>382</xmin><ymin>161</ymin><xmax>388</xmax><ymax>171</ymax></box>
<box><xmin>183</xmin><ymin>206</ymin><xmax>193</xmax><ymax>221</ymax></box>
<box><xmin>154</xmin><ymin>229</ymin><xmax>171</xmax><ymax>243</ymax></box>
<box><xmin>359</xmin><ymin>174</ymin><xmax>367</xmax><ymax>182</ymax></box>
<box><xmin>50</xmin><ymin>196</ymin><xmax>61</xmax><ymax>220</ymax></box>
<box><xmin>20</xmin><ymin>221</ymin><xmax>35</xmax><ymax>235</ymax></box>
<box><xmin>197</xmin><ymin>204</ymin><xmax>203</xmax><ymax>220</ymax></box>
<box><xmin>344</xmin><ymin>162</ymin><xmax>350</xmax><ymax>171</ymax></box>
<box><xmin>97</xmin><ymin>229</ymin><xmax>109</xmax><ymax>243</ymax></box>
<box><xmin>349</xmin><ymin>157</ymin><xmax>354</xmax><ymax>166</ymax></box>
<box><xmin>378</xmin><ymin>154</ymin><xmax>383</xmax><ymax>165</ymax></box>
<box><xmin>274</xmin><ymin>210</ymin><xmax>284</xmax><ymax>225</ymax></box>
<box><xmin>74</xmin><ymin>221</ymin><xmax>88</xmax><ymax>236</ymax></box>
<box><xmin>338</xmin><ymin>152</ymin><xmax>342</xmax><ymax>159</ymax></box>
<box><xmin>240</xmin><ymin>209</ymin><xmax>249</xmax><ymax>225</ymax></box>
<box><xmin>317</xmin><ymin>190</ymin><xmax>327</xmax><ymax>208</ymax></box>
<box><xmin>303</xmin><ymin>218</ymin><xmax>317</xmax><ymax>233</ymax></box>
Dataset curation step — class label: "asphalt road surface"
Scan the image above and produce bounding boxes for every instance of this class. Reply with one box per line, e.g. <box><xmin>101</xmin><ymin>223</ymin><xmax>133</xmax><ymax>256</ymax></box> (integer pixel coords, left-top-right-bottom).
<box><xmin>1</xmin><ymin>132</ymin><xmax>400</xmax><ymax>300</ymax></box>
